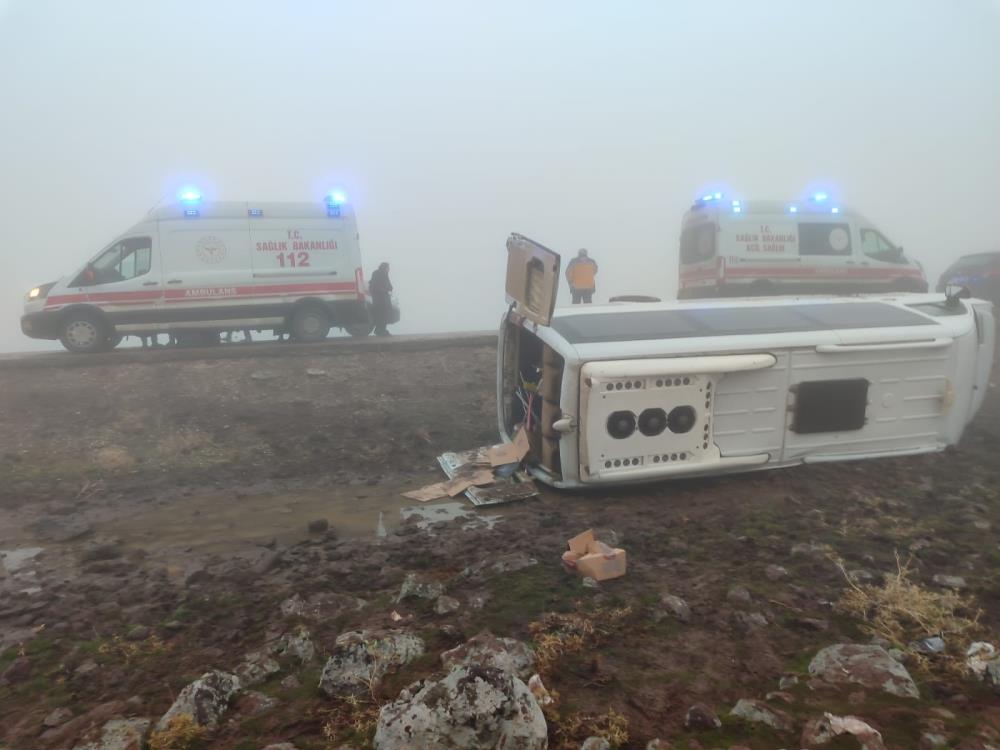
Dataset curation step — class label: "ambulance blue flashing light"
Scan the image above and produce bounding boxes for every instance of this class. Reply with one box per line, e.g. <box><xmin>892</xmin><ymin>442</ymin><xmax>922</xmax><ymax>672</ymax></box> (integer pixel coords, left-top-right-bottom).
<box><xmin>179</xmin><ymin>188</ymin><xmax>202</xmax><ymax>204</ymax></box>
<box><xmin>248</xmin><ymin>208</ymin><xmax>263</xmax><ymax>217</ymax></box>
<box><xmin>699</xmin><ymin>192</ymin><xmax>724</xmax><ymax>203</ymax></box>
<box><xmin>831</xmin><ymin>207</ymin><xmax>840</xmax><ymax>214</ymax></box>
<box><xmin>731</xmin><ymin>199</ymin><xmax>742</xmax><ymax>214</ymax></box>
<box><xmin>326</xmin><ymin>190</ymin><xmax>347</xmax><ymax>205</ymax></box>
<box><xmin>789</xmin><ymin>205</ymin><xmax>798</xmax><ymax>214</ymax></box>
<box><xmin>811</xmin><ymin>192</ymin><xmax>828</xmax><ymax>203</ymax></box>
<box><xmin>183</xmin><ymin>208</ymin><xmax>199</xmax><ymax>217</ymax></box>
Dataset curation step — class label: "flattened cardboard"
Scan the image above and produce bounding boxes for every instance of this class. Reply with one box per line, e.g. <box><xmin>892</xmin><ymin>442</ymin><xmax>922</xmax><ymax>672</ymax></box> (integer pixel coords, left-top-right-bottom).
<box><xmin>444</xmin><ymin>468</ymin><xmax>495</xmax><ymax>497</ymax></box>
<box><xmin>488</xmin><ymin>425</ymin><xmax>530</xmax><ymax>467</ymax></box>
<box><xmin>402</xmin><ymin>482</ymin><xmax>451</xmax><ymax>502</ymax></box>
<box><xmin>561</xmin><ymin>528</ymin><xmax>627</xmax><ymax>581</ymax></box>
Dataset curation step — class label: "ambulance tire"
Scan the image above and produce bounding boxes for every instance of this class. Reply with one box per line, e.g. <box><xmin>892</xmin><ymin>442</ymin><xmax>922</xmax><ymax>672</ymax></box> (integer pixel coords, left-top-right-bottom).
<box><xmin>290</xmin><ymin>305</ymin><xmax>331</xmax><ymax>342</ymax></box>
<box><xmin>59</xmin><ymin>310</ymin><xmax>111</xmax><ymax>354</ymax></box>
<box><xmin>345</xmin><ymin>324</ymin><xmax>374</xmax><ymax>338</ymax></box>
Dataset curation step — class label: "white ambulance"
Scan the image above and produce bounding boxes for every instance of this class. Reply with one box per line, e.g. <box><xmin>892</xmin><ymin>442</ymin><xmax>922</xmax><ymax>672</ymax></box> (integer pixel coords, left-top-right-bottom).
<box><xmin>677</xmin><ymin>193</ymin><xmax>928</xmax><ymax>298</ymax></box>
<box><xmin>500</xmin><ymin>234</ymin><xmax>992</xmax><ymax>489</ymax></box>
<box><xmin>21</xmin><ymin>192</ymin><xmax>384</xmax><ymax>352</ymax></box>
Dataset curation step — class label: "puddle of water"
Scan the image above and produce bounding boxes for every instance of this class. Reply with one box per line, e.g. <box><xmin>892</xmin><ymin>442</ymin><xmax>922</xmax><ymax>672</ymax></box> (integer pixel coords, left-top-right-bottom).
<box><xmin>401</xmin><ymin>501</ymin><xmax>501</xmax><ymax>531</ymax></box>
<box><xmin>0</xmin><ymin>547</ymin><xmax>44</xmax><ymax>573</ymax></box>
<box><xmin>99</xmin><ymin>481</ymin><xmax>508</xmax><ymax>555</ymax></box>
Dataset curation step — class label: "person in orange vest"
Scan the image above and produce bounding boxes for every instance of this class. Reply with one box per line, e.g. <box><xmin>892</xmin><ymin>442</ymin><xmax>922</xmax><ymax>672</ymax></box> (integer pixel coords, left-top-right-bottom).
<box><xmin>565</xmin><ymin>248</ymin><xmax>598</xmax><ymax>304</ymax></box>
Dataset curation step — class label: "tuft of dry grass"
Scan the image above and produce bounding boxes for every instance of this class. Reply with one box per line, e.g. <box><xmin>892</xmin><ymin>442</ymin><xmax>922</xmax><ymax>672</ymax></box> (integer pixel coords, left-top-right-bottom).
<box><xmin>93</xmin><ymin>445</ymin><xmax>136</xmax><ymax>472</ymax></box>
<box><xmin>147</xmin><ymin>715</ymin><xmax>206</xmax><ymax>750</ymax></box>
<box><xmin>156</xmin><ymin>429</ymin><xmax>212</xmax><ymax>458</ymax></box>
<box><xmin>528</xmin><ymin>606</ymin><xmax>633</xmax><ymax>677</ymax></box>
<box><xmin>321</xmin><ymin>694</ymin><xmax>382</xmax><ymax>748</ymax></box>
<box><xmin>551</xmin><ymin>707</ymin><xmax>630</xmax><ymax>749</ymax></box>
<box><xmin>98</xmin><ymin>633</ymin><xmax>167</xmax><ymax>664</ymax></box>
<box><xmin>835</xmin><ymin>551</ymin><xmax>980</xmax><ymax>648</ymax></box>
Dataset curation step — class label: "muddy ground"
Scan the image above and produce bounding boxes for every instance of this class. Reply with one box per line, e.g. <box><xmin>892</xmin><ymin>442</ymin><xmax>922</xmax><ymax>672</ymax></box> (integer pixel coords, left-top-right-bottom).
<box><xmin>1</xmin><ymin>340</ymin><xmax>999</xmax><ymax>749</ymax></box>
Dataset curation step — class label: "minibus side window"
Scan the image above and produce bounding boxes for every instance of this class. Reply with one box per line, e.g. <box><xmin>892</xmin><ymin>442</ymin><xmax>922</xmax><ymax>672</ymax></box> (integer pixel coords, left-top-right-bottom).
<box><xmin>860</xmin><ymin>229</ymin><xmax>906</xmax><ymax>264</ymax></box>
<box><xmin>798</xmin><ymin>223</ymin><xmax>852</xmax><ymax>256</ymax></box>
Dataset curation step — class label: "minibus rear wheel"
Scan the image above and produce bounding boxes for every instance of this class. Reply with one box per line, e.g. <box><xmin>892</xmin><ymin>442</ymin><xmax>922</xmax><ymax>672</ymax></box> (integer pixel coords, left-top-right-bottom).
<box><xmin>59</xmin><ymin>311</ymin><xmax>111</xmax><ymax>354</ymax></box>
<box><xmin>290</xmin><ymin>305</ymin><xmax>331</xmax><ymax>342</ymax></box>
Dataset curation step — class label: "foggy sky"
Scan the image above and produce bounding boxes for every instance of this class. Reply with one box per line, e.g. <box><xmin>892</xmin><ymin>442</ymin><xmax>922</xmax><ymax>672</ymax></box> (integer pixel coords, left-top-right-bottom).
<box><xmin>1</xmin><ymin>0</ymin><xmax>998</xmax><ymax>353</ymax></box>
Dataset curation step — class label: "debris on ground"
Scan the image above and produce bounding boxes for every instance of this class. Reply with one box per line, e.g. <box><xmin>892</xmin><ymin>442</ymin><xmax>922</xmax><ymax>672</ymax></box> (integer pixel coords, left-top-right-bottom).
<box><xmin>561</xmin><ymin>529</ymin><xmax>627</xmax><ymax>581</ymax></box>
<box><xmin>801</xmin><ymin>712</ymin><xmax>887</xmax><ymax>750</ymax></box>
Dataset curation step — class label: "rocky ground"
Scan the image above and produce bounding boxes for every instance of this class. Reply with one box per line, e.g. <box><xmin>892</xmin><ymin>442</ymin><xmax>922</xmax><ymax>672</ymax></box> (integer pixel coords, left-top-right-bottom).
<box><xmin>1</xmin><ymin>341</ymin><xmax>999</xmax><ymax>749</ymax></box>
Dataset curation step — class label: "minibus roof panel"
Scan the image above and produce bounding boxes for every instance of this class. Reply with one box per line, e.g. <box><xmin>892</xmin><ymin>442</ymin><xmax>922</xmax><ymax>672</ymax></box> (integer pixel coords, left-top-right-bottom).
<box><xmin>550</xmin><ymin>301</ymin><xmax>935</xmax><ymax>345</ymax></box>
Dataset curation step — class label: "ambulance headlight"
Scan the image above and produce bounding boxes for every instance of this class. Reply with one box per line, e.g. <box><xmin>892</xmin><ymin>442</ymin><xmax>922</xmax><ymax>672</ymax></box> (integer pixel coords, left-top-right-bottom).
<box><xmin>26</xmin><ymin>282</ymin><xmax>55</xmax><ymax>301</ymax></box>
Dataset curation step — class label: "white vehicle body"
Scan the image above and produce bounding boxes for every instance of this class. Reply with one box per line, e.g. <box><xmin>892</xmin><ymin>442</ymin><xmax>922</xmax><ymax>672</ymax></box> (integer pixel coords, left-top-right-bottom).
<box><xmin>678</xmin><ymin>199</ymin><xmax>928</xmax><ymax>298</ymax></box>
<box><xmin>499</xmin><ymin>235</ymin><xmax>993</xmax><ymax>488</ymax></box>
<box><xmin>21</xmin><ymin>200</ymin><xmax>383</xmax><ymax>352</ymax></box>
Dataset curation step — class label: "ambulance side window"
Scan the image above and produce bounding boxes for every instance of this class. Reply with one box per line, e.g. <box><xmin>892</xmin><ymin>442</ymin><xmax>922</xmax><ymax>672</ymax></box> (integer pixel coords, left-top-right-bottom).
<box><xmin>798</xmin><ymin>223</ymin><xmax>852</xmax><ymax>256</ymax></box>
<box><xmin>861</xmin><ymin>229</ymin><xmax>906</xmax><ymax>264</ymax></box>
<box><xmin>79</xmin><ymin>237</ymin><xmax>153</xmax><ymax>285</ymax></box>
<box><xmin>680</xmin><ymin>224</ymin><xmax>716</xmax><ymax>263</ymax></box>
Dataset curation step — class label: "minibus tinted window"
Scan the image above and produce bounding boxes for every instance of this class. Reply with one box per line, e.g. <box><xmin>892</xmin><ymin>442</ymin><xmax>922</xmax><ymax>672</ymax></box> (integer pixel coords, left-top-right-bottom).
<box><xmin>798</xmin><ymin>222</ymin><xmax>852</xmax><ymax>256</ymax></box>
<box><xmin>680</xmin><ymin>224</ymin><xmax>715</xmax><ymax>263</ymax></box>
<box><xmin>551</xmin><ymin>302</ymin><xmax>935</xmax><ymax>344</ymax></box>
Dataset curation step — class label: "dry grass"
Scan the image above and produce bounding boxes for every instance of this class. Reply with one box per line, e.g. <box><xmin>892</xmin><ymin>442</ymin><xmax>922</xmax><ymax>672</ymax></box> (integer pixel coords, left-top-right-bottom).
<box><xmin>93</xmin><ymin>445</ymin><xmax>136</xmax><ymax>472</ymax></box>
<box><xmin>156</xmin><ymin>429</ymin><xmax>212</xmax><ymax>458</ymax></box>
<box><xmin>147</xmin><ymin>715</ymin><xmax>206</xmax><ymax>750</ymax></box>
<box><xmin>321</xmin><ymin>695</ymin><xmax>382</xmax><ymax>748</ymax></box>
<box><xmin>528</xmin><ymin>606</ymin><xmax>633</xmax><ymax>677</ymax></box>
<box><xmin>527</xmin><ymin>607</ymin><xmax>634</xmax><ymax>748</ymax></box>
<box><xmin>835</xmin><ymin>551</ymin><xmax>981</xmax><ymax>648</ymax></box>
<box><xmin>98</xmin><ymin>633</ymin><xmax>167</xmax><ymax>664</ymax></box>
<box><xmin>550</xmin><ymin>707</ymin><xmax>630</xmax><ymax>750</ymax></box>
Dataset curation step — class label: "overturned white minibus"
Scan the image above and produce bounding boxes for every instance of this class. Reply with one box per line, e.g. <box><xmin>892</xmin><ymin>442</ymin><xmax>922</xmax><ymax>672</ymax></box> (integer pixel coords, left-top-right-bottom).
<box><xmin>499</xmin><ymin>234</ymin><xmax>994</xmax><ymax>488</ymax></box>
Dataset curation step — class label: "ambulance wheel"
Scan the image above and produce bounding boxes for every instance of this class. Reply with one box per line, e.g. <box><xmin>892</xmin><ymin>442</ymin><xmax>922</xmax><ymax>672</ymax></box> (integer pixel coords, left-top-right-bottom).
<box><xmin>290</xmin><ymin>306</ymin><xmax>330</xmax><ymax>342</ymax></box>
<box><xmin>59</xmin><ymin>312</ymin><xmax>110</xmax><ymax>353</ymax></box>
<box><xmin>345</xmin><ymin>324</ymin><xmax>374</xmax><ymax>338</ymax></box>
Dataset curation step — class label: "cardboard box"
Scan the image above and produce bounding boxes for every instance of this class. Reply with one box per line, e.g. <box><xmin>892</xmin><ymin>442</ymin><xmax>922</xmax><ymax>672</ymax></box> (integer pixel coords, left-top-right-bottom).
<box><xmin>561</xmin><ymin>528</ymin><xmax>627</xmax><ymax>581</ymax></box>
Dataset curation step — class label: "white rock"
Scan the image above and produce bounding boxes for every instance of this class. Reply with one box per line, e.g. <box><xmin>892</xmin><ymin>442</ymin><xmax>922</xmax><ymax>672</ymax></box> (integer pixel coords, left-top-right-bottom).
<box><xmin>318</xmin><ymin>631</ymin><xmax>424</xmax><ymax>695</ymax></box>
<box><xmin>156</xmin><ymin>670</ymin><xmax>241</xmax><ymax>730</ymax></box>
<box><xmin>440</xmin><ymin>632</ymin><xmax>535</xmax><ymax>679</ymax></box>
<box><xmin>374</xmin><ymin>665</ymin><xmax>547</xmax><ymax>750</ymax></box>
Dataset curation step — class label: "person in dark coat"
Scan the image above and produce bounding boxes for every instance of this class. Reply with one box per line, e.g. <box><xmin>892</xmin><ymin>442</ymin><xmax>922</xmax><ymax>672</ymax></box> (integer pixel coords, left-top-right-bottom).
<box><xmin>369</xmin><ymin>262</ymin><xmax>393</xmax><ymax>336</ymax></box>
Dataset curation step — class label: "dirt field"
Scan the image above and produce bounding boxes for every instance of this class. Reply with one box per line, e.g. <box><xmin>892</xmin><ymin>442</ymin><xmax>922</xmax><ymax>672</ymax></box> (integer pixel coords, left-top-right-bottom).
<box><xmin>1</xmin><ymin>340</ymin><xmax>999</xmax><ymax>749</ymax></box>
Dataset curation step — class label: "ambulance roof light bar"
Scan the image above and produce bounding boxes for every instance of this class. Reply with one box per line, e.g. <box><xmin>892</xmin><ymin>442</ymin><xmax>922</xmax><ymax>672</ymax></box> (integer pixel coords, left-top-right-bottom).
<box><xmin>179</xmin><ymin>187</ymin><xmax>201</xmax><ymax>217</ymax></box>
<box><xmin>325</xmin><ymin>189</ymin><xmax>347</xmax><ymax>217</ymax></box>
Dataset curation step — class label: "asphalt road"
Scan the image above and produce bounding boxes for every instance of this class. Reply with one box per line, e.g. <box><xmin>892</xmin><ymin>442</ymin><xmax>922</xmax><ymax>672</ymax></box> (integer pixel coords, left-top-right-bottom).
<box><xmin>0</xmin><ymin>331</ymin><xmax>498</xmax><ymax>370</ymax></box>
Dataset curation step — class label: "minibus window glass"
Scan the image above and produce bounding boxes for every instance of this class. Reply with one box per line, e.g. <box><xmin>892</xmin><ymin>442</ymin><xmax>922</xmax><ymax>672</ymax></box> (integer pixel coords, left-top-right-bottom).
<box><xmin>861</xmin><ymin>229</ymin><xmax>906</xmax><ymax>264</ymax></box>
<box><xmin>798</xmin><ymin>222</ymin><xmax>852</xmax><ymax>256</ymax></box>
